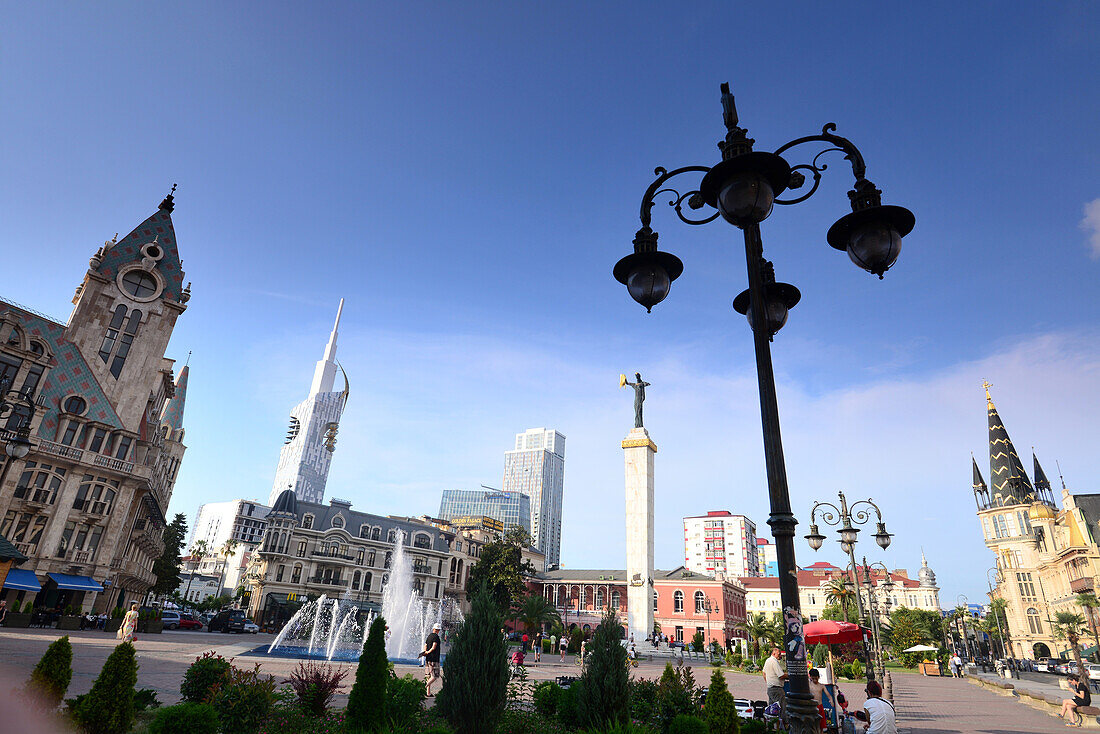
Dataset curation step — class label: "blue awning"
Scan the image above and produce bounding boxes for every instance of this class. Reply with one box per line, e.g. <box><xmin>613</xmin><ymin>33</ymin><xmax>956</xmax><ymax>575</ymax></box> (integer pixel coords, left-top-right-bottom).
<box><xmin>46</xmin><ymin>573</ymin><xmax>103</xmax><ymax>592</ymax></box>
<box><xmin>2</xmin><ymin>568</ymin><xmax>42</xmax><ymax>592</ymax></box>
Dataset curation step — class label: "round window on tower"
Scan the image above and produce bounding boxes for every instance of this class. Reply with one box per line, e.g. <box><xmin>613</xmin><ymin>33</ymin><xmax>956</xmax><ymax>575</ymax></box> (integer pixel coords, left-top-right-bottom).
<box><xmin>121</xmin><ymin>270</ymin><xmax>158</xmax><ymax>298</ymax></box>
<box><xmin>63</xmin><ymin>396</ymin><xmax>87</xmax><ymax>415</ymax></box>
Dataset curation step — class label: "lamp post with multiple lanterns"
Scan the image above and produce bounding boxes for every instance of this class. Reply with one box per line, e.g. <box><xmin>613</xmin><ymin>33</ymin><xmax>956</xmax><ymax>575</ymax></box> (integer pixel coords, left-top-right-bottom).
<box><xmin>613</xmin><ymin>84</ymin><xmax>914</xmax><ymax>734</ymax></box>
<box><xmin>806</xmin><ymin>491</ymin><xmax>893</xmax><ymax>683</ymax></box>
<box><xmin>0</xmin><ymin>376</ymin><xmax>37</xmax><ymax>492</ymax></box>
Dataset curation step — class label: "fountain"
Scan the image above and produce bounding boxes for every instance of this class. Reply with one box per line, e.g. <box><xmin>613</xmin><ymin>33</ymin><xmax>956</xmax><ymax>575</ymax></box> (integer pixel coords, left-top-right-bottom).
<box><xmin>255</xmin><ymin>529</ymin><xmax>463</xmax><ymax>663</ymax></box>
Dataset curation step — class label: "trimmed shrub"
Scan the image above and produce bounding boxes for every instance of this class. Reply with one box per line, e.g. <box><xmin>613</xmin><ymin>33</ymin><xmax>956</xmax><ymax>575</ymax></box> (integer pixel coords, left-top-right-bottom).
<box><xmin>811</xmin><ymin>644</ymin><xmax>828</xmax><ymax>668</ymax></box>
<box><xmin>387</xmin><ymin>672</ymin><xmax>426</xmax><ymax>729</ymax></box>
<box><xmin>26</xmin><ymin>634</ymin><xmax>73</xmax><ymax>709</ymax></box>
<box><xmin>72</xmin><ymin>641</ymin><xmax>138</xmax><ymax>734</ymax></box>
<box><xmin>533</xmin><ymin>681</ymin><xmax>562</xmax><ymax>717</ymax></box>
<box><xmin>180</xmin><ymin>651</ymin><xmax>231</xmax><ymax>702</ymax></box>
<box><xmin>691</xmin><ymin>631</ymin><xmax>705</xmax><ymax>652</ymax></box>
<box><xmin>703</xmin><ymin>668</ymin><xmax>738</xmax><ymax>734</ymax></box>
<box><xmin>10</xmin><ymin>599</ymin><xmax>20</xmax><ymax>613</ymax></box>
<box><xmin>210</xmin><ymin>664</ymin><xmax>276</xmax><ymax>734</ymax></box>
<box><xmin>657</xmin><ymin>663</ymin><xmax>698</xmax><ymax>732</ymax></box>
<box><xmin>670</xmin><ymin>714</ymin><xmax>708</xmax><ymax>734</ymax></box>
<box><xmin>284</xmin><ymin>659</ymin><xmax>348</xmax><ymax>716</ymax></box>
<box><xmin>850</xmin><ymin>659</ymin><xmax>863</xmax><ymax>680</ymax></box>
<box><xmin>577</xmin><ymin>609</ymin><xmax>630</xmax><ymax>728</ymax></box>
<box><xmin>346</xmin><ymin>615</ymin><xmax>389</xmax><ymax>732</ymax></box>
<box><xmin>629</xmin><ymin>677</ymin><xmax>659</xmax><ymax>726</ymax></box>
<box><xmin>556</xmin><ymin>679</ymin><xmax>584</xmax><ymax>729</ymax></box>
<box><xmin>148</xmin><ymin>702</ymin><xmax>219</xmax><ymax>734</ymax></box>
<box><xmin>436</xmin><ymin>583</ymin><xmax>510</xmax><ymax>734</ymax></box>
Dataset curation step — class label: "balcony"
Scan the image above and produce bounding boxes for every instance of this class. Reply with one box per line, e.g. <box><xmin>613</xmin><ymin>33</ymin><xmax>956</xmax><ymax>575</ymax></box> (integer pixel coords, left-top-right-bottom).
<box><xmin>311</xmin><ymin>550</ymin><xmax>355</xmax><ymax>561</ymax></box>
<box><xmin>73</xmin><ymin>499</ymin><xmax>111</xmax><ymax>517</ymax></box>
<box><xmin>33</xmin><ymin>439</ymin><xmax>139</xmax><ymax>476</ymax></box>
<box><xmin>309</xmin><ymin>575</ymin><xmax>346</xmax><ymax>587</ymax></box>
<box><xmin>1071</xmin><ymin>577</ymin><xmax>1094</xmax><ymax>594</ymax></box>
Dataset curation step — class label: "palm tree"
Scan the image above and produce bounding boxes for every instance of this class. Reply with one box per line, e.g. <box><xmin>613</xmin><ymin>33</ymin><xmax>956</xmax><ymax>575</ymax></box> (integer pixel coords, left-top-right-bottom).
<box><xmin>217</xmin><ymin>538</ymin><xmax>239</xmax><ymax>600</ymax></box>
<box><xmin>825</xmin><ymin>578</ymin><xmax>855</xmax><ymax>619</ymax></box>
<box><xmin>512</xmin><ymin>593</ymin><xmax>562</xmax><ymax>635</ymax></box>
<box><xmin>1051</xmin><ymin>611</ymin><xmax>1089</xmax><ymax>673</ymax></box>
<box><xmin>745</xmin><ymin>612</ymin><xmax>772</xmax><ymax>657</ymax></box>
<box><xmin>986</xmin><ymin>597</ymin><xmax>1010</xmax><ymax>656</ymax></box>
<box><xmin>1077</xmin><ymin>593</ymin><xmax>1100</xmax><ymax>663</ymax></box>
<box><xmin>183</xmin><ymin>539</ymin><xmax>210</xmax><ymax>605</ymax></box>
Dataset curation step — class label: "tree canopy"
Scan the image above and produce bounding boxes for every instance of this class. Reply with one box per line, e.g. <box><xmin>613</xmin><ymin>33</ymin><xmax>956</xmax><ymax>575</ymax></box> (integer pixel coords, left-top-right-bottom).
<box><xmin>466</xmin><ymin>524</ymin><xmax>537</xmax><ymax>613</ymax></box>
<box><xmin>151</xmin><ymin>513</ymin><xmax>188</xmax><ymax>597</ymax></box>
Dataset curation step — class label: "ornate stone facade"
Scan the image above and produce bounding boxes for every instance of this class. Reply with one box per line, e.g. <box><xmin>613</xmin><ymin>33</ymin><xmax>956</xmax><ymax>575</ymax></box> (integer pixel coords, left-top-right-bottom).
<box><xmin>0</xmin><ymin>191</ymin><xmax>190</xmax><ymax>612</ymax></box>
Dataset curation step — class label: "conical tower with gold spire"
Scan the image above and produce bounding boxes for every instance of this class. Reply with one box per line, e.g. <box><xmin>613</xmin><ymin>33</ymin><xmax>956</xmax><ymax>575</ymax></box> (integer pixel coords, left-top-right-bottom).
<box><xmin>985</xmin><ymin>382</ymin><xmax>1038</xmax><ymax>507</ymax></box>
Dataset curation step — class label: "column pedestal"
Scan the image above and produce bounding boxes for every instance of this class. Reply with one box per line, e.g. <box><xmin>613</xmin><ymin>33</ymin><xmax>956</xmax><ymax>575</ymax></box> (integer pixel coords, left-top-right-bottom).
<box><xmin>623</xmin><ymin>426</ymin><xmax>655</xmax><ymax>643</ymax></box>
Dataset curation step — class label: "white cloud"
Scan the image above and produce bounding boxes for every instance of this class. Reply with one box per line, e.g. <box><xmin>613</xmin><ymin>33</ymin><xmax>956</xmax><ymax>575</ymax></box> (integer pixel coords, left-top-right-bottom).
<box><xmin>172</xmin><ymin>324</ymin><xmax>1100</xmax><ymax>609</ymax></box>
<box><xmin>1082</xmin><ymin>198</ymin><xmax>1100</xmax><ymax>259</ymax></box>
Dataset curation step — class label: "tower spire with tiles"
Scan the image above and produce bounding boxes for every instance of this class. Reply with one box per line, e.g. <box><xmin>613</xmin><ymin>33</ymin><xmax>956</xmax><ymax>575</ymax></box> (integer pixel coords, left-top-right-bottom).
<box><xmin>984</xmin><ymin>382</ymin><xmax>1035</xmax><ymax>507</ymax></box>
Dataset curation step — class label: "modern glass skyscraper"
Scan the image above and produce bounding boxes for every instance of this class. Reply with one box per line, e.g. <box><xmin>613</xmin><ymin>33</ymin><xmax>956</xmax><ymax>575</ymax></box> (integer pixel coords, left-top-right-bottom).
<box><xmin>503</xmin><ymin>428</ymin><xmax>565</xmax><ymax>568</ymax></box>
<box><xmin>437</xmin><ymin>489</ymin><xmax>531</xmax><ymax>533</ymax></box>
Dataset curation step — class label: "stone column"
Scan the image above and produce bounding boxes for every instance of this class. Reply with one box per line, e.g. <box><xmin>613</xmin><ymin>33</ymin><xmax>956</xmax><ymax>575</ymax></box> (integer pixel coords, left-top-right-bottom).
<box><xmin>623</xmin><ymin>426</ymin><xmax>656</xmax><ymax>643</ymax></box>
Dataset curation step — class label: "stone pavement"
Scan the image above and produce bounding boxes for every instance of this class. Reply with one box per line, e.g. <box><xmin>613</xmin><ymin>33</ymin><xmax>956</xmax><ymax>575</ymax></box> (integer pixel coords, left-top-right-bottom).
<box><xmin>0</xmin><ymin>628</ymin><xmax>1080</xmax><ymax>732</ymax></box>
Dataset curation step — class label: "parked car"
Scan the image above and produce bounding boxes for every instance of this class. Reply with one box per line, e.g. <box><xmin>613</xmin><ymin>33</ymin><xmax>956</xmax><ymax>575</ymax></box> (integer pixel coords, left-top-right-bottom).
<box><xmin>1064</xmin><ymin>662</ymin><xmax>1080</xmax><ymax>676</ymax></box>
<box><xmin>733</xmin><ymin>699</ymin><xmax>754</xmax><ymax>719</ymax></box>
<box><xmin>161</xmin><ymin>611</ymin><xmax>182</xmax><ymax>630</ymax></box>
<box><xmin>1037</xmin><ymin>658</ymin><xmax>1056</xmax><ymax>673</ymax></box>
<box><xmin>243</xmin><ymin>618</ymin><xmax>260</xmax><ymax>634</ymax></box>
<box><xmin>208</xmin><ymin>609</ymin><xmax>246</xmax><ymax>633</ymax></box>
<box><xmin>1086</xmin><ymin>664</ymin><xmax>1100</xmax><ymax>682</ymax></box>
<box><xmin>178</xmin><ymin>613</ymin><xmax>203</xmax><ymax>630</ymax></box>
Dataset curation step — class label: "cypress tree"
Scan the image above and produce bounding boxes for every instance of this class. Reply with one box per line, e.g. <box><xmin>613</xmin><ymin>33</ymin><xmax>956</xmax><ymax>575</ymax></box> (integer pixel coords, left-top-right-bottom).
<box><xmin>704</xmin><ymin>668</ymin><xmax>739</xmax><ymax>734</ymax></box>
<box><xmin>346</xmin><ymin>615</ymin><xmax>389</xmax><ymax>732</ymax></box>
<box><xmin>26</xmin><ymin>635</ymin><xmax>73</xmax><ymax>709</ymax></box>
<box><xmin>436</xmin><ymin>582</ymin><xmax>509</xmax><ymax>734</ymax></box>
<box><xmin>577</xmin><ymin>609</ymin><xmax>630</xmax><ymax>728</ymax></box>
<box><xmin>74</xmin><ymin>642</ymin><xmax>138</xmax><ymax>734</ymax></box>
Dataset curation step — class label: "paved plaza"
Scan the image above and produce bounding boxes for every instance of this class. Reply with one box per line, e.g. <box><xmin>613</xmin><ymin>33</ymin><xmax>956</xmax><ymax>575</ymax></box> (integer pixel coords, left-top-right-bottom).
<box><xmin>0</xmin><ymin>628</ymin><xmax>1080</xmax><ymax>731</ymax></box>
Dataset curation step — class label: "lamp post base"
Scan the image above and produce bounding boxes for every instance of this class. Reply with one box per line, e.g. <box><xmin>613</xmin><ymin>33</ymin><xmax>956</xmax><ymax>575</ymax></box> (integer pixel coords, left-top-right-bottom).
<box><xmin>786</xmin><ymin>692</ymin><xmax>823</xmax><ymax>734</ymax></box>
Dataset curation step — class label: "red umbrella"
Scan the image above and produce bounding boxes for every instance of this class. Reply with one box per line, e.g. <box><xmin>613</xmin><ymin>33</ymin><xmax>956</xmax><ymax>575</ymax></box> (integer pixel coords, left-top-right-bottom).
<box><xmin>803</xmin><ymin>620</ymin><xmax>869</xmax><ymax>645</ymax></box>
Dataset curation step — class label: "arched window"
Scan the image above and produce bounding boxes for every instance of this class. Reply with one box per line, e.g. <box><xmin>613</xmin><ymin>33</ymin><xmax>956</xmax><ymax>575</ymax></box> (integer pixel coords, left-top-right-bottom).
<box><xmin>353</xmin><ymin>570</ymin><xmax>361</xmax><ymax>590</ymax></box>
<box><xmin>99</xmin><ymin>304</ymin><xmax>127</xmax><ymax>364</ymax></box>
<box><xmin>384</xmin><ymin>551</ymin><xmax>392</xmax><ymax>569</ymax></box>
<box><xmin>372</xmin><ymin>527</ymin><xmax>381</xmax><ymax>540</ymax></box>
<box><xmin>612</xmin><ymin>591</ymin><xmax>621</xmax><ymax>610</ymax></box>
<box><xmin>653</xmin><ymin>591</ymin><xmax>659</xmax><ymax>612</ymax></box>
<box><xmin>291</xmin><ymin>565</ymin><xmax>301</xmax><ymax>584</ymax></box>
<box><xmin>69</xmin><ymin>473</ymin><xmax>116</xmax><ymax>515</ymax></box>
<box><xmin>302</xmin><ymin>514</ymin><xmax>314</xmax><ymax>530</ymax></box>
<box><xmin>674</xmin><ymin>590</ymin><xmax>684</xmax><ymax>613</ymax></box>
<box><xmin>596</xmin><ymin>588</ymin><xmax>605</xmax><ymax>609</ymax></box>
<box><xmin>413</xmin><ymin>578</ymin><xmax>424</xmax><ymax>593</ymax></box>
<box><xmin>15</xmin><ymin>462</ymin><xmax>68</xmax><ymax>505</ymax></box>
<box><xmin>387</xmin><ymin>529</ymin><xmax>396</xmax><ymax>543</ymax></box>
<box><xmin>331</xmin><ymin>515</ymin><xmax>344</xmax><ymax>529</ymax></box>
<box><xmin>695</xmin><ymin>591</ymin><xmax>706</xmax><ymax>613</ymax></box>
<box><xmin>367</xmin><ymin>550</ymin><xmax>376</xmax><ymax>567</ymax></box>
<box><xmin>1027</xmin><ymin>608</ymin><xmax>1043</xmax><ymax>634</ymax></box>
<box><xmin>109</xmin><ymin>309</ymin><xmax>141</xmax><ymax>378</ymax></box>
<box><xmin>413</xmin><ymin>533</ymin><xmax>431</xmax><ymax>549</ymax></box>
<box><xmin>579</xmin><ymin>587</ymin><xmax>586</xmax><ymax>609</ymax></box>
<box><xmin>364</xmin><ymin>572</ymin><xmax>373</xmax><ymax>591</ymax></box>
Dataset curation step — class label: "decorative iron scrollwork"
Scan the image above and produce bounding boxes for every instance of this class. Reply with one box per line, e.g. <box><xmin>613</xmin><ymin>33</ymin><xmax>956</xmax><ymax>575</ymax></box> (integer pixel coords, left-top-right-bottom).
<box><xmin>774</xmin><ymin>123</ymin><xmax>869</xmax><ymax>206</ymax></box>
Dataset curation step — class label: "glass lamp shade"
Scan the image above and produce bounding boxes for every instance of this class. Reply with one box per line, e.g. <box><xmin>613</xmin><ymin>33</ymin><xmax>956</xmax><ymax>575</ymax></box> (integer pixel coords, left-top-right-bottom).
<box><xmin>627</xmin><ymin>263</ymin><xmax>671</xmax><ymax>312</ymax></box>
<box><xmin>827</xmin><ymin>204</ymin><xmax>915</xmax><ymax>279</ymax></box>
<box><xmin>847</xmin><ymin>222</ymin><xmax>902</xmax><ymax>277</ymax></box>
<box><xmin>805</xmin><ymin>525</ymin><xmax>825</xmax><ymax>551</ymax></box>
<box><xmin>732</xmin><ymin>282</ymin><xmax>801</xmax><ymax>338</ymax></box>
<box><xmin>874</xmin><ymin>522</ymin><xmax>893</xmax><ymax>549</ymax></box>
<box><xmin>718</xmin><ymin>173</ymin><xmax>775</xmax><ymax>226</ymax></box>
<box><xmin>840</xmin><ymin>540</ymin><xmax>853</xmax><ymax>555</ymax></box>
<box><xmin>6</xmin><ymin>436</ymin><xmax>31</xmax><ymax>459</ymax></box>
<box><xmin>614</xmin><ymin>249</ymin><xmax>684</xmax><ymax>314</ymax></box>
<box><xmin>839</xmin><ymin>525</ymin><xmax>859</xmax><ymax>545</ymax></box>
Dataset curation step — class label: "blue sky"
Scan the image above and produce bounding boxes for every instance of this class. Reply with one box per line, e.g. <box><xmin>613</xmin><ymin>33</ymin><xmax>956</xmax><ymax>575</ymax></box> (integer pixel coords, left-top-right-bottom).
<box><xmin>2</xmin><ymin>2</ymin><xmax>1098</xmax><ymax>606</ymax></box>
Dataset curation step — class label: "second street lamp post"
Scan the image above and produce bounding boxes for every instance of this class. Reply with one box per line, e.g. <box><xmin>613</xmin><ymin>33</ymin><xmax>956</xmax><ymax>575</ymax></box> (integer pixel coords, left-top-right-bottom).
<box><xmin>957</xmin><ymin>594</ymin><xmax>974</xmax><ymax>663</ymax></box>
<box><xmin>987</xmin><ymin>568</ymin><xmax>1010</xmax><ymax>660</ymax></box>
<box><xmin>856</xmin><ymin>557</ymin><xmax>895</xmax><ymax>682</ymax></box>
<box><xmin>807</xmin><ymin>491</ymin><xmax>893</xmax><ymax>683</ymax></box>
<box><xmin>613</xmin><ymin>84</ymin><xmax>914</xmax><ymax>734</ymax></box>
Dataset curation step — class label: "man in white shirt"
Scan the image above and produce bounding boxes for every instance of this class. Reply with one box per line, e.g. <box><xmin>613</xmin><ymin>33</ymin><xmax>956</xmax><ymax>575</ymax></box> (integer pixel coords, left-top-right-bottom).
<box><xmin>762</xmin><ymin>646</ymin><xmax>788</xmax><ymax>717</ymax></box>
<box><xmin>861</xmin><ymin>681</ymin><xmax>897</xmax><ymax>734</ymax></box>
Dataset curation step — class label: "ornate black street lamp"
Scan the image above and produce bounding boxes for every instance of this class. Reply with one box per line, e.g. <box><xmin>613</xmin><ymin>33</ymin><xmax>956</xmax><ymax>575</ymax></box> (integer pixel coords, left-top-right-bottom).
<box><xmin>0</xmin><ymin>376</ymin><xmax>38</xmax><ymax>492</ymax></box>
<box><xmin>987</xmin><ymin>567</ymin><xmax>1009</xmax><ymax>660</ymax></box>
<box><xmin>614</xmin><ymin>84</ymin><xmax>914</xmax><ymax>734</ymax></box>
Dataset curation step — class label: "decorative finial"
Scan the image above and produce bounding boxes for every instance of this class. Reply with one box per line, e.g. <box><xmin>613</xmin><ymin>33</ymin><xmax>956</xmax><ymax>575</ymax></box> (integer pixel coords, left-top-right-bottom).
<box><xmin>159</xmin><ymin>183</ymin><xmax>177</xmax><ymax>213</ymax></box>
<box><xmin>185</xmin><ymin>350</ymin><xmax>191</xmax><ymax>368</ymax></box>
<box><xmin>1056</xmin><ymin>460</ymin><xmax>1067</xmax><ymax>490</ymax></box>
<box><xmin>982</xmin><ymin>380</ymin><xmax>994</xmax><ymax>406</ymax></box>
<box><xmin>180</xmin><ymin>282</ymin><xmax>191</xmax><ymax>304</ymax></box>
<box><xmin>717</xmin><ymin>81</ymin><xmax>754</xmax><ymax>160</ymax></box>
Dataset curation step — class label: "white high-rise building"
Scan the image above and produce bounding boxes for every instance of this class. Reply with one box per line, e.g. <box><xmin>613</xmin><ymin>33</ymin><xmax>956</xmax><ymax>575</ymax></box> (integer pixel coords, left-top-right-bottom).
<box><xmin>683</xmin><ymin>511</ymin><xmax>759</xmax><ymax>578</ymax></box>
<box><xmin>503</xmin><ymin>428</ymin><xmax>565</xmax><ymax>569</ymax></box>
<box><xmin>268</xmin><ymin>300</ymin><xmax>349</xmax><ymax>506</ymax></box>
<box><xmin>191</xmin><ymin>499</ymin><xmax>271</xmax><ymax>549</ymax></box>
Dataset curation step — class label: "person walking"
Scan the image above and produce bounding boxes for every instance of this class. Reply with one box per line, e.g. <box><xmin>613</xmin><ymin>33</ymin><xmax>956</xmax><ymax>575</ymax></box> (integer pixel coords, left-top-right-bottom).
<box><xmin>418</xmin><ymin>622</ymin><xmax>443</xmax><ymax>697</ymax></box>
<box><xmin>559</xmin><ymin>633</ymin><xmax>568</xmax><ymax>662</ymax></box>
<box><xmin>949</xmin><ymin>652</ymin><xmax>963</xmax><ymax>678</ymax></box>
<box><xmin>549</xmin><ymin>633</ymin><xmax>557</xmax><ymax>661</ymax></box>
<box><xmin>117</xmin><ymin>602</ymin><xmax>139</xmax><ymax>643</ymax></box>
<box><xmin>534</xmin><ymin>630</ymin><xmax>543</xmax><ymax>663</ymax></box>
<box><xmin>762</xmin><ymin>646</ymin><xmax>788</xmax><ymax>719</ymax></box>
<box><xmin>861</xmin><ymin>680</ymin><xmax>897</xmax><ymax>734</ymax></box>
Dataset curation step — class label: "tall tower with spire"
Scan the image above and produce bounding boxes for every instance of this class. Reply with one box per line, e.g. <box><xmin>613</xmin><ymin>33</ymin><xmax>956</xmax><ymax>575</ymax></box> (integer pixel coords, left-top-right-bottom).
<box><xmin>268</xmin><ymin>300</ymin><xmax>349</xmax><ymax>505</ymax></box>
